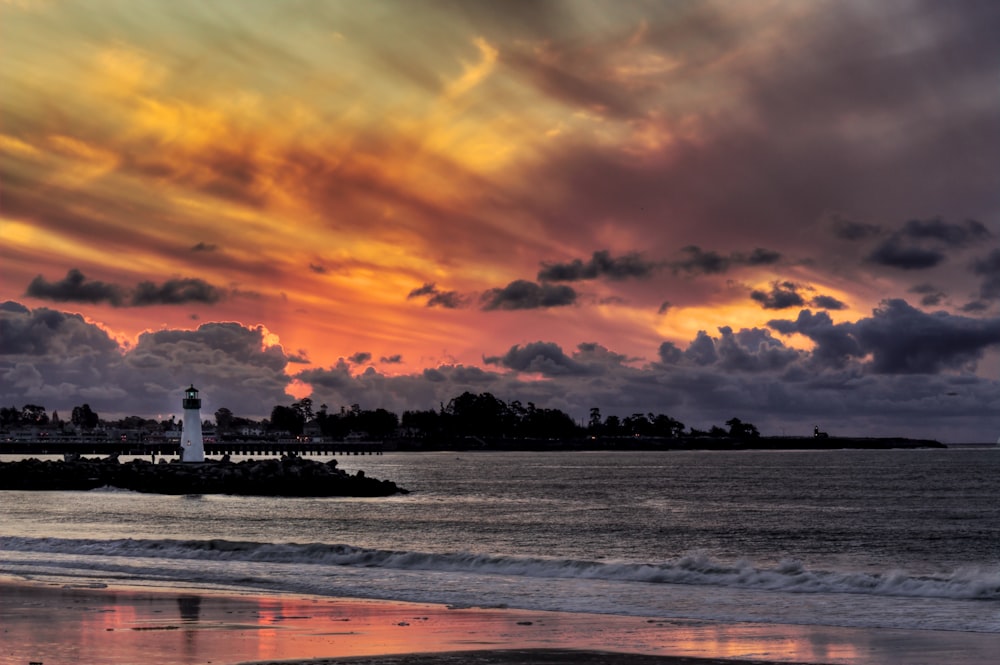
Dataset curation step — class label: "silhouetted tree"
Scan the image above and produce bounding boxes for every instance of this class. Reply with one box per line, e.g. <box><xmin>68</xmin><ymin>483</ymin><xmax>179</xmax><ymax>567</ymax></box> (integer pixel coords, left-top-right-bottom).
<box><xmin>401</xmin><ymin>409</ymin><xmax>442</xmax><ymax>438</ymax></box>
<box><xmin>1</xmin><ymin>406</ymin><xmax>20</xmax><ymax>427</ymax></box>
<box><xmin>355</xmin><ymin>407</ymin><xmax>399</xmax><ymax>438</ymax></box>
<box><xmin>269</xmin><ymin>404</ymin><xmax>304</xmax><ymax>435</ymax></box>
<box><xmin>21</xmin><ymin>404</ymin><xmax>48</xmax><ymax>426</ymax></box>
<box><xmin>292</xmin><ymin>398</ymin><xmax>314</xmax><ymax>423</ymax></box>
<box><xmin>726</xmin><ymin>417</ymin><xmax>760</xmax><ymax>439</ymax></box>
<box><xmin>445</xmin><ymin>391</ymin><xmax>510</xmax><ymax>437</ymax></box>
<box><xmin>215</xmin><ymin>407</ymin><xmax>234</xmax><ymax>432</ymax></box>
<box><xmin>71</xmin><ymin>404</ymin><xmax>99</xmax><ymax>430</ymax></box>
<box><xmin>651</xmin><ymin>414</ymin><xmax>685</xmax><ymax>438</ymax></box>
<box><xmin>587</xmin><ymin>407</ymin><xmax>602</xmax><ymax>434</ymax></box>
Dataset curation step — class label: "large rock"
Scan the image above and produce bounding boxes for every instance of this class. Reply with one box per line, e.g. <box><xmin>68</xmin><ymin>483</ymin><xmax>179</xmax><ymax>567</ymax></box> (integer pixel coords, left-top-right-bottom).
<box><xmin>0</xmin><ymin>455</ymin><xmax>408</xmax><ymax>496</ymax></box>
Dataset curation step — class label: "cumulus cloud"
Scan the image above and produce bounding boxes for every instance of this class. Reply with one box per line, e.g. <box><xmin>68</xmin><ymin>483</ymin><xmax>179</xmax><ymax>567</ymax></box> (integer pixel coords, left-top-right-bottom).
<box><xmin>538</xmin><ymin>250</ymin><xmax>658</xmax><ymax>282</ymax></box>
<box><xmin>769</xmin><ymin>299</ymin><xmax>1000</xmax><ymax>374</ymax></box>
<box><xmin>349</xmin><ymin>352</ymin><xmax>372</xmax><ymax>365</ymax></box>
<box><xmin>380</xmin><ymin>354</ymin><xmax>403</xmax><ymax>364</ymax></box>
<box><xmin>0</xmin><ymin>302</ymin><xmax>293</xmax><ymax>418</ymax></box>
<box><xmin>480</xmin><ymin>280</ymin><xmax>577</xmax><ymax>310</ymax></box>
<box><xmin>5</xmin><ymin>299</ymin><xmax>1000</xmax><ymax>442</ymax></box>
<box><xmin>484</xmin><ymin>341</ymin><xmax>592</xmax><ymax>376</ymax></box>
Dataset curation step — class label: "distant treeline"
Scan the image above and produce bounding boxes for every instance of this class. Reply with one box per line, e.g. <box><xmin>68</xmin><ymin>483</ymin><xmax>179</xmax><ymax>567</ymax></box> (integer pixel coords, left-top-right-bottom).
<box><xmin>1</xmin><ymin>392</ymin><xmax>762</xmax><ymax>442</ymax></box>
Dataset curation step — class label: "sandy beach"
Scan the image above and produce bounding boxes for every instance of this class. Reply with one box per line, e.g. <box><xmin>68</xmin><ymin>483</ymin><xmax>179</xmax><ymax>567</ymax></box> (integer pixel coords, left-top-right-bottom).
<box><xmin>2</xmin><ymin>579</ymin><xmax>997</xmax><ymax>665</ymax></box>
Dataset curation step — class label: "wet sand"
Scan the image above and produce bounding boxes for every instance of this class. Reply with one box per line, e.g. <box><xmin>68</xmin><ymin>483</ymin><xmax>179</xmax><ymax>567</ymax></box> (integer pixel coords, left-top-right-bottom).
<box><xmin>2</xmin><ymin>579</ymin><xmax>997</xmax><ymax>665</ymax></box>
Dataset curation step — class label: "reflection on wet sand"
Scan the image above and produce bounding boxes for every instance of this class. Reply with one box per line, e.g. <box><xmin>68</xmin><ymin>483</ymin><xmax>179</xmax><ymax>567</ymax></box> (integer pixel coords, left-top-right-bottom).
<box><xmin>1</xmin><ymin>582</ymin><xmax>996</xmax><ymax>665</ymax></box>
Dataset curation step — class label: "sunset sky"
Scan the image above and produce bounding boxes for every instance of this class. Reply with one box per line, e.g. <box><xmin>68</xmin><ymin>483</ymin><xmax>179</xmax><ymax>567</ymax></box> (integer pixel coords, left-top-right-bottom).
<box><xmin>2</xmin><ymin>0</ymin><xmax>999</xmax><ymax>442</ymax></box>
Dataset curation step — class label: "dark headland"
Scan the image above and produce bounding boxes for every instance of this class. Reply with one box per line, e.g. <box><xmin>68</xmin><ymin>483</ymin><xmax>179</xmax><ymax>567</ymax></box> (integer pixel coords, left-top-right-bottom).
<box><xmin>387</xmin><ymin>434</ymin><xmax>947</xmax><ymax>452</ymax></box>
<box><xmin>0</xmin><ymin>454</ymin><xmax>408</xmax><ymax>496</ymax></box>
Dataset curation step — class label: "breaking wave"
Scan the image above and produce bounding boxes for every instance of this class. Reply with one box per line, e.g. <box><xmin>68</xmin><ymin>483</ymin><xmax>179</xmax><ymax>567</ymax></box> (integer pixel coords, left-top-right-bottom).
<box><xmin>3</xmin><ymin>535</ymin><xmax>998</xmax><ymax>601</ymax></box>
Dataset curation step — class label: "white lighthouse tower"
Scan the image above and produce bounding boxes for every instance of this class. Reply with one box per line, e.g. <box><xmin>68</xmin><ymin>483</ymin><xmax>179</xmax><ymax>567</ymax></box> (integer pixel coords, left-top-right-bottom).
<box><xmin>180</xmin><ymin>384</ymin><xmax>205</xmax><ymax>462</ymax></box>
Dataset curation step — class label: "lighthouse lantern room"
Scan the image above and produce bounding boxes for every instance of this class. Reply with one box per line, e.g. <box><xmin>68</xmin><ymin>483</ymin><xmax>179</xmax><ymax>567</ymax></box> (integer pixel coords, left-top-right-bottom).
<box><xmin>180</xmin><ymin>384</ymin><xmax>205</xmax><ymax>462</ymax></box>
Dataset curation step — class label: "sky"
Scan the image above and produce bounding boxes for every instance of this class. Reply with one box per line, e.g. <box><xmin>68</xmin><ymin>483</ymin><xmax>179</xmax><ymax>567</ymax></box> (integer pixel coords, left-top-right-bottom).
<box><xmin>2</xmin><ymin>0</ymin><xmax>999</xmax><ymax>442</ymax></box>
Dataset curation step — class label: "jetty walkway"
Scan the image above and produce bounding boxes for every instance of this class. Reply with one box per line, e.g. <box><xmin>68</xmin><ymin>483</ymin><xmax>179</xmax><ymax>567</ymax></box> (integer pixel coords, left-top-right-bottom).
<box><xmin>0</xmin><ymin>439</ymin><xmax>383</xmax><ymax>457</ymax></box>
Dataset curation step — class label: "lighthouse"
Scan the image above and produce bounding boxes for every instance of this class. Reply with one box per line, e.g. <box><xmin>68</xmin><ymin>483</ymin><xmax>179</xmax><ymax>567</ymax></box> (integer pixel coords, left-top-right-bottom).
<box><xmin>180</xmin><ymin>384</ymin><xmax>205</xmax><ymax>462</ymax></box>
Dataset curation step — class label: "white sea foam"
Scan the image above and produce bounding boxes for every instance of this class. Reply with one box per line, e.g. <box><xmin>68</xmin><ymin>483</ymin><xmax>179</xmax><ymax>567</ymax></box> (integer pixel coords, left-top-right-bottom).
<box><xmin>3</xmin><ymin>535</ymin><xmax>997</xmax><ymax>602</ymax></box>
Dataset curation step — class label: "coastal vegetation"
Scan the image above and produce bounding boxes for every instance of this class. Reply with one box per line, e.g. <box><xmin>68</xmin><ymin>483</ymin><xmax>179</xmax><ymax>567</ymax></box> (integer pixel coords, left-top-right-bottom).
<box><xmin>1</xmin><ymin>392</ymin><xmax>945</xmax><ymax>451</ymax></box>
<box><xmin>2</xmin><ymin>392</ymin><xmax>753</xmax><ymax>442</ymax></box>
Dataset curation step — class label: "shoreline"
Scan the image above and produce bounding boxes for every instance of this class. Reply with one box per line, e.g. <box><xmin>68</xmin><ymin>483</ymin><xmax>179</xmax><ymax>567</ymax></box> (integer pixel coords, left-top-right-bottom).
<box><xmin>3</xmin><ymin>579</ymin><xmax>998</xmax><ymax>665</ymax></box>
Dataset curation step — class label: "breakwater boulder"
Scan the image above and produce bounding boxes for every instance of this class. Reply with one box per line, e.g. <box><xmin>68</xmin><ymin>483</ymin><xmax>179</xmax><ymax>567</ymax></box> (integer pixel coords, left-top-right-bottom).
<box><xmin>0</xmin><ymin>455</ymin><xmax>408</xmax><ymax>496</ymax></box>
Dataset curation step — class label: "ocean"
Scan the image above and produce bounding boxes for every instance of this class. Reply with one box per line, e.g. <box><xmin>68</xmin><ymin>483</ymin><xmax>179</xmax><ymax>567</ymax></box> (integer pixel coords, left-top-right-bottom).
<box><xmin>2</xmin><ymin>449</ymin><xmax>998</xmax><ymax>635</ymax></box>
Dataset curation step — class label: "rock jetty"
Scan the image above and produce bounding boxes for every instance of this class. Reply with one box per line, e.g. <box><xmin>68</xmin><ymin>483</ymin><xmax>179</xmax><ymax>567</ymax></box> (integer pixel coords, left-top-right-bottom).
<box><xmin>0</xmin><ymin>455</ymin><xmax>408</xmax><ymax>496</ymax></box>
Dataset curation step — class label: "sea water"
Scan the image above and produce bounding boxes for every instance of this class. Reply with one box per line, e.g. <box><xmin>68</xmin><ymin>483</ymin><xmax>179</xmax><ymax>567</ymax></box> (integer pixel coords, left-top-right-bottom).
<box><xmin>1</xmin><ymin>450</ymin><xmax>998</xmax><ymax>633</ymax></box>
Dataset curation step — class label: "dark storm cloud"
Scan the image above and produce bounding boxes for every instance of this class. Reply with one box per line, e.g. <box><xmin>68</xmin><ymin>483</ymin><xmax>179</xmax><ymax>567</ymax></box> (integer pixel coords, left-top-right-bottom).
<box><xmin>407</xmin><ymin>282</ymin><xmax>467</xmax><ymax>309</ymax></box>
<box><xmin>867</xmin><ymin>219</ymin><xmax>991</xmax><ymax>270</ymax></box>
<box><xmin>348</xmin><ymin>352</ymin><xmax>372</xmax><ymax>365</ymax></box>
<box><xmin>751</xmin><ymin>282</ymin><xmax>805</xmax><ymax>310</ymax></box>
<box><xmin>131</xmin><ymin>278</ymin><xmax>222</xmax><ymax>306</ymax></box>
<box><xmin>899</xmin><ymin>218</ymin><xmax>990</xmax><ymax>246</ymax></box>
<box><xmin>672</xmin><ymin>246</ymin><xmax>782</xmax><ymax>276</ymax></box>
<box><xmin>714</xmin><ymin>326</ymin><xmax>802</xmax><ymax>373</ymax></box>
<box><xmin>484</xmin><ymin>341</ymin><xmax>591</xmax><ymax>377</ymax></box>
<box><xmin>853</xmin><ymin>300</ymin><xmax>1000</xmax><ymax>374</ymax></box>
<box><xmin>971</xmin><ymin>249</ymin><xmax>1000</xmax><ymax>301</ymax></box>
<box><xmin>286</xmin><ymin>351</ymin><xmax>311</xmax><ymax>364</ymax></box>
<box><xmin>25</xmin><ymin>270</ymin><xmax>224</xmax><ymax>307</ymax></box>
<box><xmin>408</xmin><ymin>283</ymin><xmax>438</xmax><ymax>298</ymax></box>
<box><xmin>810</xmin><ymin>295</ymin><xmax>847</xmax><ymax>311</ymax></box>
<box><xmin>751</xmin><ymin>282</ymin><xmax>847</xmax><ymax>311</ymax></box>
<box><xmin>658</xmin><ymin>326</ymin><xmax>800</xmax><ymax>373</ymax></box>
<box><xmin>743</xmin><ymin>248</ymin><xmax>783</xmax><ymax>266</ymax></box>
<box><xmin>480</xmin><ymin>280</ymin><xmax>577</xmax><ymax>310</ymax></box>
<box><xmin>537</xmin><ymin>250</ymin><xmax>658</xmax><ymax>282</ymax></box>
<box><xmin>768</xmin><ymin>310</ymin><xmax>862</xmax><ymax>370</ymax></box>
<box><xmin>769</xmin><ymin>300</ymin><xmax>1000</xmax><ymax>373</ymax></box>
<box><xmin>909</xmin><ymin>284</ymin><xmax>946</xmax><ymax>308</ymax></box>
<box><xmin>26</xmin><ymin>269</ymin><xmax>126</xmax><ymax>306</ymax></box>
<box><xmin>867</xmin><ymin>242</ymin><xmax>945</xmax><ymax>270</ymax></box>
<box><xmin>673</xmin><ymin>246</ymin><xmax>729</xmax><ymax>275</ymax></box>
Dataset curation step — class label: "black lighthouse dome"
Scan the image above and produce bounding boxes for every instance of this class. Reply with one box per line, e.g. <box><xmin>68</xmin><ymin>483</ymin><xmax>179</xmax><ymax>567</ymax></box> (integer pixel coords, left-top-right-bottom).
<box><xmin>182</xmin><ymin>384</ymin><xmax>201</xmax><ymax>410</ymax></box>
